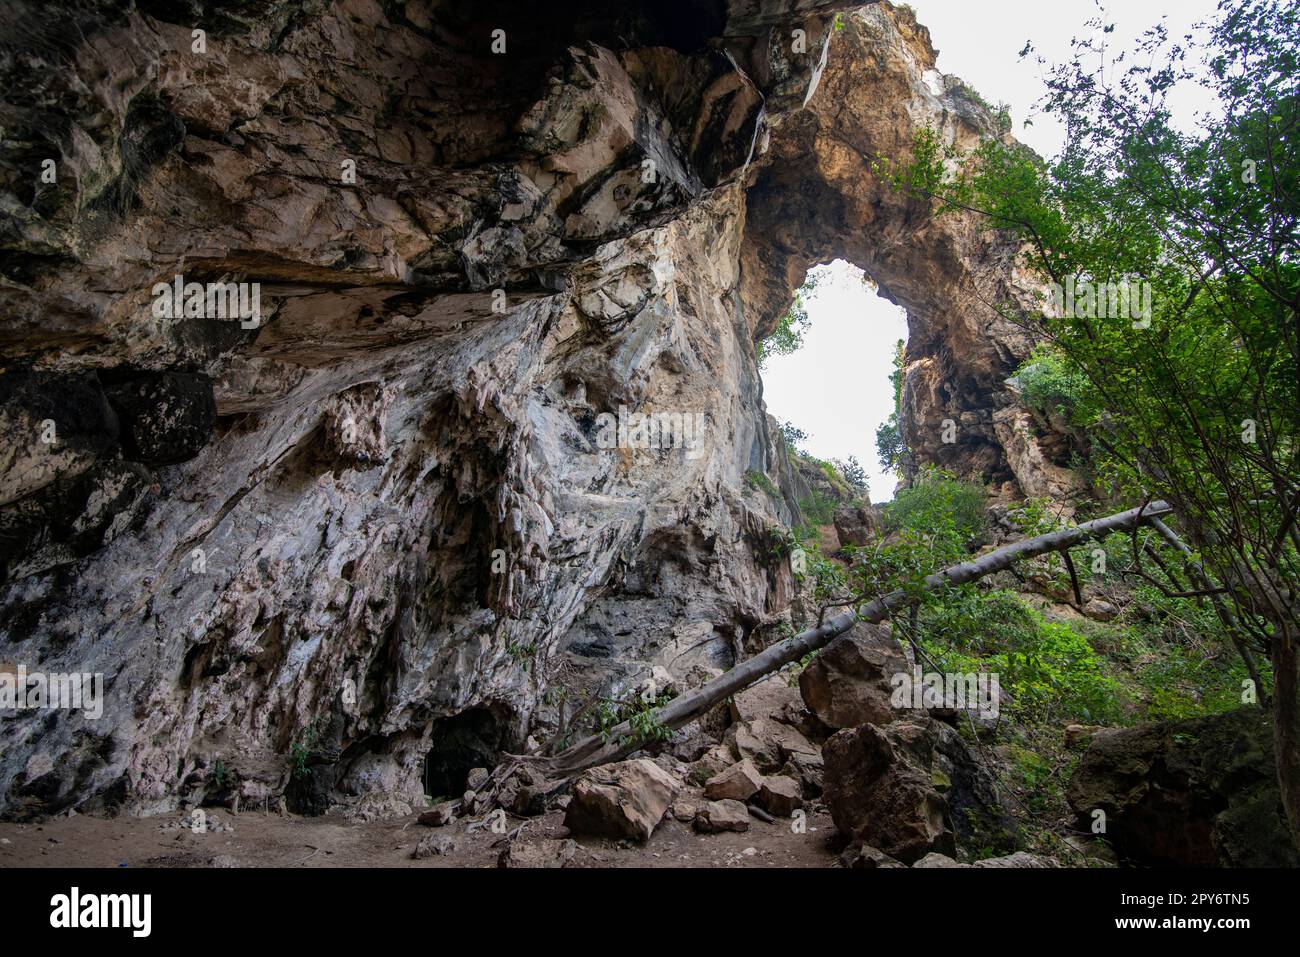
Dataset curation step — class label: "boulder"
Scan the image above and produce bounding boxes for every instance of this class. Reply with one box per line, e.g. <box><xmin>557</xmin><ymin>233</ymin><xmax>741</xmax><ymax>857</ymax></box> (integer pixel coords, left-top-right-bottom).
<box><xmin>1064</xmin><ymin>724</ymin><xmax>1103</xmax><ymax>748</ymax></box>
<box><xmin>839</xmin><ymin>842</ymin><xmax>905</xmax><ymax>869</ymax></box>
<box><xmin>704</xmin><ymin>759</ymin><xmax>763</xmax><ymax>802</ymax></box>
<box><xmin>823</xmin><ymin>718</ymin><xmax>1017</xmax><ymax>864</ymax></box>
<box><xmin>724</xmin><ymin>716</ymin><xmax>817</xmax><ymax>773</ymax></box>
<box><xmin>724</xmin><ymin>722</ymin><xmax>777</xmax><ymax>770</ymax></box>
<box><xmin>694</xmin><ymin>799</ymin><xmax>751</xmax><ymax>833</ymax></box>
<box><xmin>492</xmin><ymin>763</ymin><xmax>552</xmax><ymax>817</ymax></box>
<box><xmin>667</xmin><ymin>723</ymin><xmax>716</xmax><ymax>763</ymax></box>
<box><xmin>799</xmin><ymin>623</ymin><xmax>910</xmax><ymax>730</ymax></box>
<box><xmin>417</xmin><ymin>801</ymin><xmax>458</xmax><ymax>827</ymax></box>
<box><xmin>411</xmin><ymin>833</ymin><xmax>459</xmax><ymax>859</ymax></box>
<box><xmin>755</xmin><ymin>774</ymin><xmax>803</xmax><ymax>817</ymax></box>
<box><xmin>564</xmin><ymin>758</ymin><xmax>680</xmax><ymax>843</ymax></box>
<box><xmin>833</xmin><ymin>503</ymin><xmax>877</xmax><ymax>547</ymax></box>
<box><xmin>670</xmin><ymin>799</ymin><xmax>701</xmax><ymax>823</ymax></box>
<box><xmin>497</xmin><ymin>839</ymin><xmax>577</xmax><ymax>868</ymax></box>
<box><xmin>779</xmin><ymin>750</ymin><xmax>825</xmax><ymax>798</ymax></box>
<box><xmin>728</xmin><ymin>674</ymin><xmax>806</xmax><ymax>725</ymax></box>
<box><xmin>1082</xmin><ymin>598</ymin><xmax>1119</xmax><ymax>621</ymax></box>
<box><xmin>688</xmin><ymin>745</ymin><xmax>734</xmax><ymax>785</ymax></box>
<box><xmin>1066</xmin><ymin>707</ymin><xmax>1298</xmax><ymax>867</ymax></box>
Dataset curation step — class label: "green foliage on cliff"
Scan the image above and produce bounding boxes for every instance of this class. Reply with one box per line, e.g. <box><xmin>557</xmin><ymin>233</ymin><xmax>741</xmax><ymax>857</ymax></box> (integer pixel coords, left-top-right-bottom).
<box><xmin>759</xmin><ymin>271</ymin><xmax>822</xmax><ymax>367</ymax></box>
<box><xmin>744</xmin><ymin>469</ymin><xmax>779</xmax><ymax>498</ymax></box>
<box><xmin>883</xmin><ymin>467</ymin><xmax>986</xmax><ymax>544</ymax></box>
<box><xmin>1011</xmin><ymin>347</ymin><xmax>1091</xmax><ymax>425</ymax></box>
<box><xmin>875</xmin><ymin>2</ymin><xmax>1299</xmax><ymax>808</ymax></box>
<box><xmin>913</xmin><ymin>595</ymin><xmax>1121</xmax><ymax>724</ymax></box>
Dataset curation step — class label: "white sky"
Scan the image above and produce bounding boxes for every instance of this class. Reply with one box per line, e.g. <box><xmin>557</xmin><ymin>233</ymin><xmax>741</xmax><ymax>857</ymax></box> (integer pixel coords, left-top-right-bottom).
<box><xmin>759</xmin><ymin>0</ymin><xmax>1222</xmax><ymax>502</ymax></box>
<box><xmin>761</xmin><ymin>262</ymin><xmax>906</xmax><ymax>502</ymax></box>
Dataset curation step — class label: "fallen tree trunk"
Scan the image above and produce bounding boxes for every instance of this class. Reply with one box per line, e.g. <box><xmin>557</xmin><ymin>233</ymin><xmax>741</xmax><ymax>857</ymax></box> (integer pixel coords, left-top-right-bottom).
<box><xmin>515</xmin><ymin>500</ymin><xmax>1172</xmax><ymax>781</ymax></box>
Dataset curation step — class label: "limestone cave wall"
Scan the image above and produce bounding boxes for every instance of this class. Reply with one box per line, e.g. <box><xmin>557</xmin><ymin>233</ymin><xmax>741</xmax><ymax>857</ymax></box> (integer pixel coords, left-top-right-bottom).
<box><xmin>0</xmin><ymin>0</ymin><xmax>1069</xmax><ymax>818</ymax></box>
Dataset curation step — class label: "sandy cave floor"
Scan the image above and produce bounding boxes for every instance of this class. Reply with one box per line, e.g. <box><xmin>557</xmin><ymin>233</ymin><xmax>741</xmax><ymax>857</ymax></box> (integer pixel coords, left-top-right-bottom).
<box><xmin>0</xmin><ymin>802</ymin><xmax>842</xmax><ymax>869</ymax></box>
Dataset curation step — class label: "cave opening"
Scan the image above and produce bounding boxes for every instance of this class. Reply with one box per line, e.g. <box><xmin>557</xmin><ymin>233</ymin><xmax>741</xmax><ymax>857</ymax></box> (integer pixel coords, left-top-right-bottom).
<box><xmin>422</xmin><ymin>708</ymin><xmax>506</xmax><ymax>800</ymax></box>
<box><xmin>759</xmin><ymin>259</ymin><xmax>910</xmax><ymax>503</ymax></box>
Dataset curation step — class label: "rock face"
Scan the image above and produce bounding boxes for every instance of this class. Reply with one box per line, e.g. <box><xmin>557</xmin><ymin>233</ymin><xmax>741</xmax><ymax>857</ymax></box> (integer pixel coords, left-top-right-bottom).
<box><xmin>822</xmin><ymin>718</ymin><xmax>1017</xmax><ymax>864</ymax></box>
<box><xmin>563</xmin><ymin>758</ymin><xmax>680</xmax><ymax>843</ymax></box>
<box><xmin>0</xmin><ymin>1</ymin><xmax>1054</xmax><ymax>817</ymax></box>
<box><xmin>738</xmin><ymin>5</ymin><xmax>1077</xmax><ymax>496</ymax></box>
<box><xmin>1067</xmin><ymin>708</ymin><xmax>1298</xmax><ymax>868</ymax></box>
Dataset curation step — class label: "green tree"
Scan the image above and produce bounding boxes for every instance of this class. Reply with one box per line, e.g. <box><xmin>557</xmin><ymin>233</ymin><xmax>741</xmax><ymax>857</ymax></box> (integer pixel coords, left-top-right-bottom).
<box><xmin>759</xmin><ymin>271</ymin><xmax>822</xmax><ymax>366</ymax></box>
<box><xmin>881</xmin><ymin>0</ymin><xmax>1300</xmax><ymax>845</ymax></box>
<box><xmin>875</xmin><ymin>338</ymin><xmax>908</xmax><ymax>472</ymax></box>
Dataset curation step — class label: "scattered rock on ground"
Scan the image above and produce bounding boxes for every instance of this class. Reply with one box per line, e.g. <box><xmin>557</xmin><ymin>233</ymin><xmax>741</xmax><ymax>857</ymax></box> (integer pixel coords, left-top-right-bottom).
<box><xmin>671</xmin><ymin>799</ymin><xmax>701</xmax><ymax>823</ymax></box>
<box><xmin>564</xmin><ymin>759</ymin><xmax>680</xmax><ymax>843</ymax></box>
<box><xmin>411</xmin><ymin>833</ymin><xmax>459</xmax><ymax>859</ymax></box>
<box><xmin>497</xmin><ymin>839</ymin><xmax>577</xmax><ymax>868</ymax></box>
<box><xmin>689</xmin><ymin>745</ymin><xmax>734</xmax><ymax>786</ymax></box>
<box><xmin>779</xmin><ymin>750</ymin><xmax>825</xmax><ymax>798</ymax></box>
<box><xmin>704</xmin><ymin>759</ymin><xmax>763</xmax><ymax>802</ymax></box>
<box><xmin>694</xmin><ymin>800</ymin><xmax>751</xmax><ymax>834</ymax></box>
<box><xmin>418</xmin><ymin>802</ymin><xmax>458</xmax><ymax>827</ymax></box>
<box><xmin>839</xmin><ymin>842</ymin><xmax>905</xmax><ymax>869</ymax></box>
<box><xmin>755</xmin><ymin>775</ymin><xmax>802</xmax><ymax>817</ymax></box>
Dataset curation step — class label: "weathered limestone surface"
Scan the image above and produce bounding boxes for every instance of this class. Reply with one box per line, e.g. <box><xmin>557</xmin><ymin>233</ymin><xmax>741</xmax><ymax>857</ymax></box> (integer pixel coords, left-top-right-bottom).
<box><xmin>0</xmin><ymin>1</ymin><xmax>1058</xmax><ymax>818</ymax></box>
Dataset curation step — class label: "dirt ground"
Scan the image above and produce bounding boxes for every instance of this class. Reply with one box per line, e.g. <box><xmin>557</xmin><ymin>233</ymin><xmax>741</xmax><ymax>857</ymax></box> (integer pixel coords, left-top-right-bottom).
<box><xmin>0</xmin><ymin>801</ymin><xmax>843</xmax><ymax>869</ymax></box>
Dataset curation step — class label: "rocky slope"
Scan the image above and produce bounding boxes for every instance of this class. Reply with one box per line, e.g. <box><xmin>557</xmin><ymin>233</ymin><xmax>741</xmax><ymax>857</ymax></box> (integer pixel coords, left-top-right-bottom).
<box><xmin>0</xmin><ymin>0</ymin><xmax>1072</xmax><ymax>819</ymax></box>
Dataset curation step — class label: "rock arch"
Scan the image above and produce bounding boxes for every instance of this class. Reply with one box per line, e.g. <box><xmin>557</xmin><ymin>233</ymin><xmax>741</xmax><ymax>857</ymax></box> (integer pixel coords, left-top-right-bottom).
<box><xmin>0</xmin><ymin>0</ymin><xmax>1072</xmax><ymax>817</ymax></box>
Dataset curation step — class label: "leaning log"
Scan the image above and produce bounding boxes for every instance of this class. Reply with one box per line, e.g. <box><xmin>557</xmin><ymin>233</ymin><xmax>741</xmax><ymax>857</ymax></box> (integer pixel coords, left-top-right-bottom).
<box><xmin>515</xmin><ymin>500</ymin><xmax>1173</xmax><ymax>780</ymax></box>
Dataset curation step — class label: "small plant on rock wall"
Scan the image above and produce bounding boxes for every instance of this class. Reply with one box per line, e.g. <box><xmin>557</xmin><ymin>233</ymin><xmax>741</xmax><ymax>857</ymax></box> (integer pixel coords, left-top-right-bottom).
<box><xmin>745</xmin><ymin>469</ymin><xmax>779</xmax><ymax>498</ymax></box>
<box><xmin>507</xmin><ymin>640</ymin><xmax>537</xmax><ymax>671</ymax></box>
<box><xmin>209</xmin><ymin>757</ymin><xmax>231</xmax><ymax>790</ymax></box>
<box><xmin>796</xmin><ymin>541</ymin><xmax>848</xmax><ymax>607</ymax></box>
<box><xmin>760</xmin><ymin>524</ymin><xmax>801</xmax><ymax>563</ymax></box>
<box><xmin>778</xmin><ymin>422</ymin><xmax>811</xmax><ymax>463</ymax></box>
<box><xmin>834</xmin><ymin>455</ymin><xmax>870</xmax><ymax>497</ymax></box>
<box><xmin>289</xmin><ymin>724</ymin><xmax>318</xmax><ymax>781</ymax></box>
<box><xmin>798</xmin><ymin>487</ymin><xmax>837</xmax><ymax>526</ymax></box>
